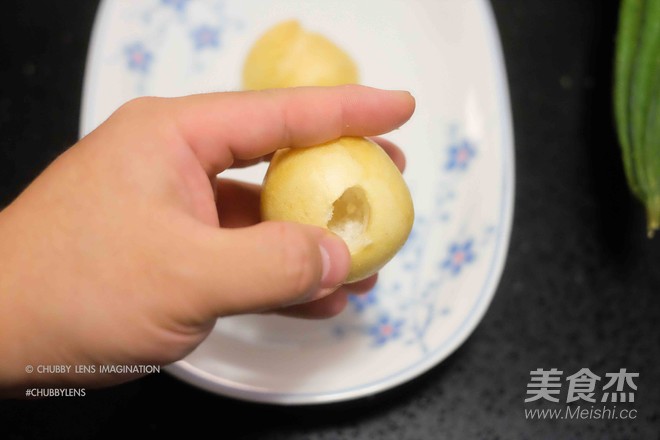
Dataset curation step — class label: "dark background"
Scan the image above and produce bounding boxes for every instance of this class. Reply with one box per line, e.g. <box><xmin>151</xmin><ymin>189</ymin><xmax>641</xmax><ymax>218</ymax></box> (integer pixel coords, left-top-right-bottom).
<box><xmin>1</xmin><ymin>1</ymin><xmax>659</xmax><ymax>439</ymax></box>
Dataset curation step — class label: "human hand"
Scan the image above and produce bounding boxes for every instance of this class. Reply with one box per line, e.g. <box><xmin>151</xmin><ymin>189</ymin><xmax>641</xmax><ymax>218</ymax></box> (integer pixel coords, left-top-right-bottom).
<box><xmin>0</xmin><ymin>85</ymin><xmax>414</xmax><ymax>394</ymax></box>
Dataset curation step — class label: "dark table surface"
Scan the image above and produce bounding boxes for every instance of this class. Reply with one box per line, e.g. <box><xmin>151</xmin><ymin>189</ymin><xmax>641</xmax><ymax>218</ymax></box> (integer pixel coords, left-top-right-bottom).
<box><xmin>1</xmin><ymin>1</ymin><xmax>659</xmax><ymax>439</ymax></box>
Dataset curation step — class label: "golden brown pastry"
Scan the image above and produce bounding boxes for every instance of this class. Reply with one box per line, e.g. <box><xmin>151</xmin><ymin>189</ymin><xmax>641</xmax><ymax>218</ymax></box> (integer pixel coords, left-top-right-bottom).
<box><xmin>261</xmin><ymin>137</ymin><xmax>414</xmax><ymax>283</ymax></box>
<box><xmin>242</xmin><ymin>20</ymin><xmax>359</xmax><ymax>90</ymax></box>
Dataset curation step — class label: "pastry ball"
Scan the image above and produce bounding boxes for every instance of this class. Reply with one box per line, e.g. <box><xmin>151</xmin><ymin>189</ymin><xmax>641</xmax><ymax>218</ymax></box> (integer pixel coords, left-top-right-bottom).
<box><xmin>242</xmin><ymin>20</ymin><xmax>359</xmax><ymax>90</ymax></box>
<box><xmin>261</xmin><ymin>137</ymin><xmax>414</xmax><ymax>283</ymax></box>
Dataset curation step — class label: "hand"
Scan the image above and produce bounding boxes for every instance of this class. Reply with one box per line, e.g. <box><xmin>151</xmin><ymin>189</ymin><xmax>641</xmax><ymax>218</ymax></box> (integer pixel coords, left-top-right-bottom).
<box><xmin>0</xmin><ymin>85</ymin><xmax>414</xmax><ymax>394</ymax></box>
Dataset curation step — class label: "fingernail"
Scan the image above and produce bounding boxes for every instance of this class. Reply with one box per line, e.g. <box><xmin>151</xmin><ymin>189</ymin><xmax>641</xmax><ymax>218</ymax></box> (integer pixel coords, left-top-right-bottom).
<box><xmin>391</xmin><ymin>89</ymin><xmax>414</xmax><ymax>99</ymax></box>
<box><xmin>319</xmin><ymin>245</ymin><xmax>331</xmax><ymax>281</ymax></box>
<box><xmin>318</xmin><ymin>233</ymin><xmax>350</xmax><ymax>289</ymax></box>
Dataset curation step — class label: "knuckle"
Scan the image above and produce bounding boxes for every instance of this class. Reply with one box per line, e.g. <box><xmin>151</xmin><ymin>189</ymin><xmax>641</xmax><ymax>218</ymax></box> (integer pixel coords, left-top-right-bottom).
<box><xmin>112</xmin><ymin>96</ymin><xmax>168</xmax><ymax>129</ymax></box>
<box><xmin>109</xmin><ymin>96</ymin><xmax>173</xmax><ymax>155</ymax></box>
<box><xmin>273</xmin><ymin>223</ymin><xmax>320</xmax><ymax>294</ymax></box>
<box><xmin>119</xmin><ymin>96</ymin><xmax>162</xmax><ymax>114</ymax></box>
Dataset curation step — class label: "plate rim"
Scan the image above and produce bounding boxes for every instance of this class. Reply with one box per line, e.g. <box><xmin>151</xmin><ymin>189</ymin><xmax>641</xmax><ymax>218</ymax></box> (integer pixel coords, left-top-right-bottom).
<box><xmin>80</xmin><ymin>0</ymin><xmax>516</xmax><ymax>405</ymax></box>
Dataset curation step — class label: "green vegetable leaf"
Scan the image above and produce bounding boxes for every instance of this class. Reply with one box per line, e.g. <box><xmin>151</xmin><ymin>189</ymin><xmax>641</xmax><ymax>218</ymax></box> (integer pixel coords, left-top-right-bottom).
<box><xmin>614</xmin><ymin>0</ymin><xmax>660</xmax><ymax>237</ymax></box>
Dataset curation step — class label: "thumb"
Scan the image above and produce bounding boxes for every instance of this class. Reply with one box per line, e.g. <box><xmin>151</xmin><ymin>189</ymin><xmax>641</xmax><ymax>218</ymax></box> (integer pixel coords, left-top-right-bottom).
<box><xmin>197</xmin><ymin>221</ymin><xmax>350</xmax><ymax>317</ymax></box>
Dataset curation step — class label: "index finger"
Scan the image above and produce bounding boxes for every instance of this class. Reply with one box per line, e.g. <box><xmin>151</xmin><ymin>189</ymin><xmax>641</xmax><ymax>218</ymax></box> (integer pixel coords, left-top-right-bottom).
<box><xmin>229</xmin><ymin>136</ymin><xmax>406</xmax><ymax>171</ymax></box>
<box><xmin>170</xmin><ymin>85</ymin><xmax>415</xmax><ymax>175</ymax></box>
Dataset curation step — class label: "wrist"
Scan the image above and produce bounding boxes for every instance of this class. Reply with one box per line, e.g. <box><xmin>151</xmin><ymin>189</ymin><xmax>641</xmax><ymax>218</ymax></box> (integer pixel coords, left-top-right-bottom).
<box><xmin>0</xmin><ymin>206</ymin><xmax>37</xmax><ymax>396</ymax></box>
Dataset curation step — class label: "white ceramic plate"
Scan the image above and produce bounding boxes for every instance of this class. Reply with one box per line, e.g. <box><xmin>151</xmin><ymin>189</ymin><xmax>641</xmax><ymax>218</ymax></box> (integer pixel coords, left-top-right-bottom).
<box><xmin>81</xmin><ymin>0</ymin><xmax>514</xmax><ymax>405</ymax></box>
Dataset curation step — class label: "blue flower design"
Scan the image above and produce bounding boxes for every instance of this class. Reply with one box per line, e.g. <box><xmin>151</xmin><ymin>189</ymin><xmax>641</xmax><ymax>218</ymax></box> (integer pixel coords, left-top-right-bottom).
<box><xmin>349</xmin><ymin>289</ymin><xmax>378</xmax><ymax>313</ymax></box>
<box><xmin>442</xmin><ymin>240</ymin><xmax>476</xmax><ymax>275</ymax></box>
<box><xmin>368</xmin><ymin>315</ymin><xmax>404</xmax><ymax>346</ymax></box>
<box><xmin>446</xmin><ymin>139</ymin><xmax>476</xmax><ymax>171</ymax></box>
<box><xmin>124</xmin><ymin>43</ymin><xmax>153</xmax><ymax>73</ymax></box>
<box><xmin>161</xmin><ymin>0</ymin><xmax>189</xmax><ymax>12</ymax></box>
<box><xmin>191</xmin><ymin>25</ymin><xmax>221</xmax><ymax>50</ymax></box>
